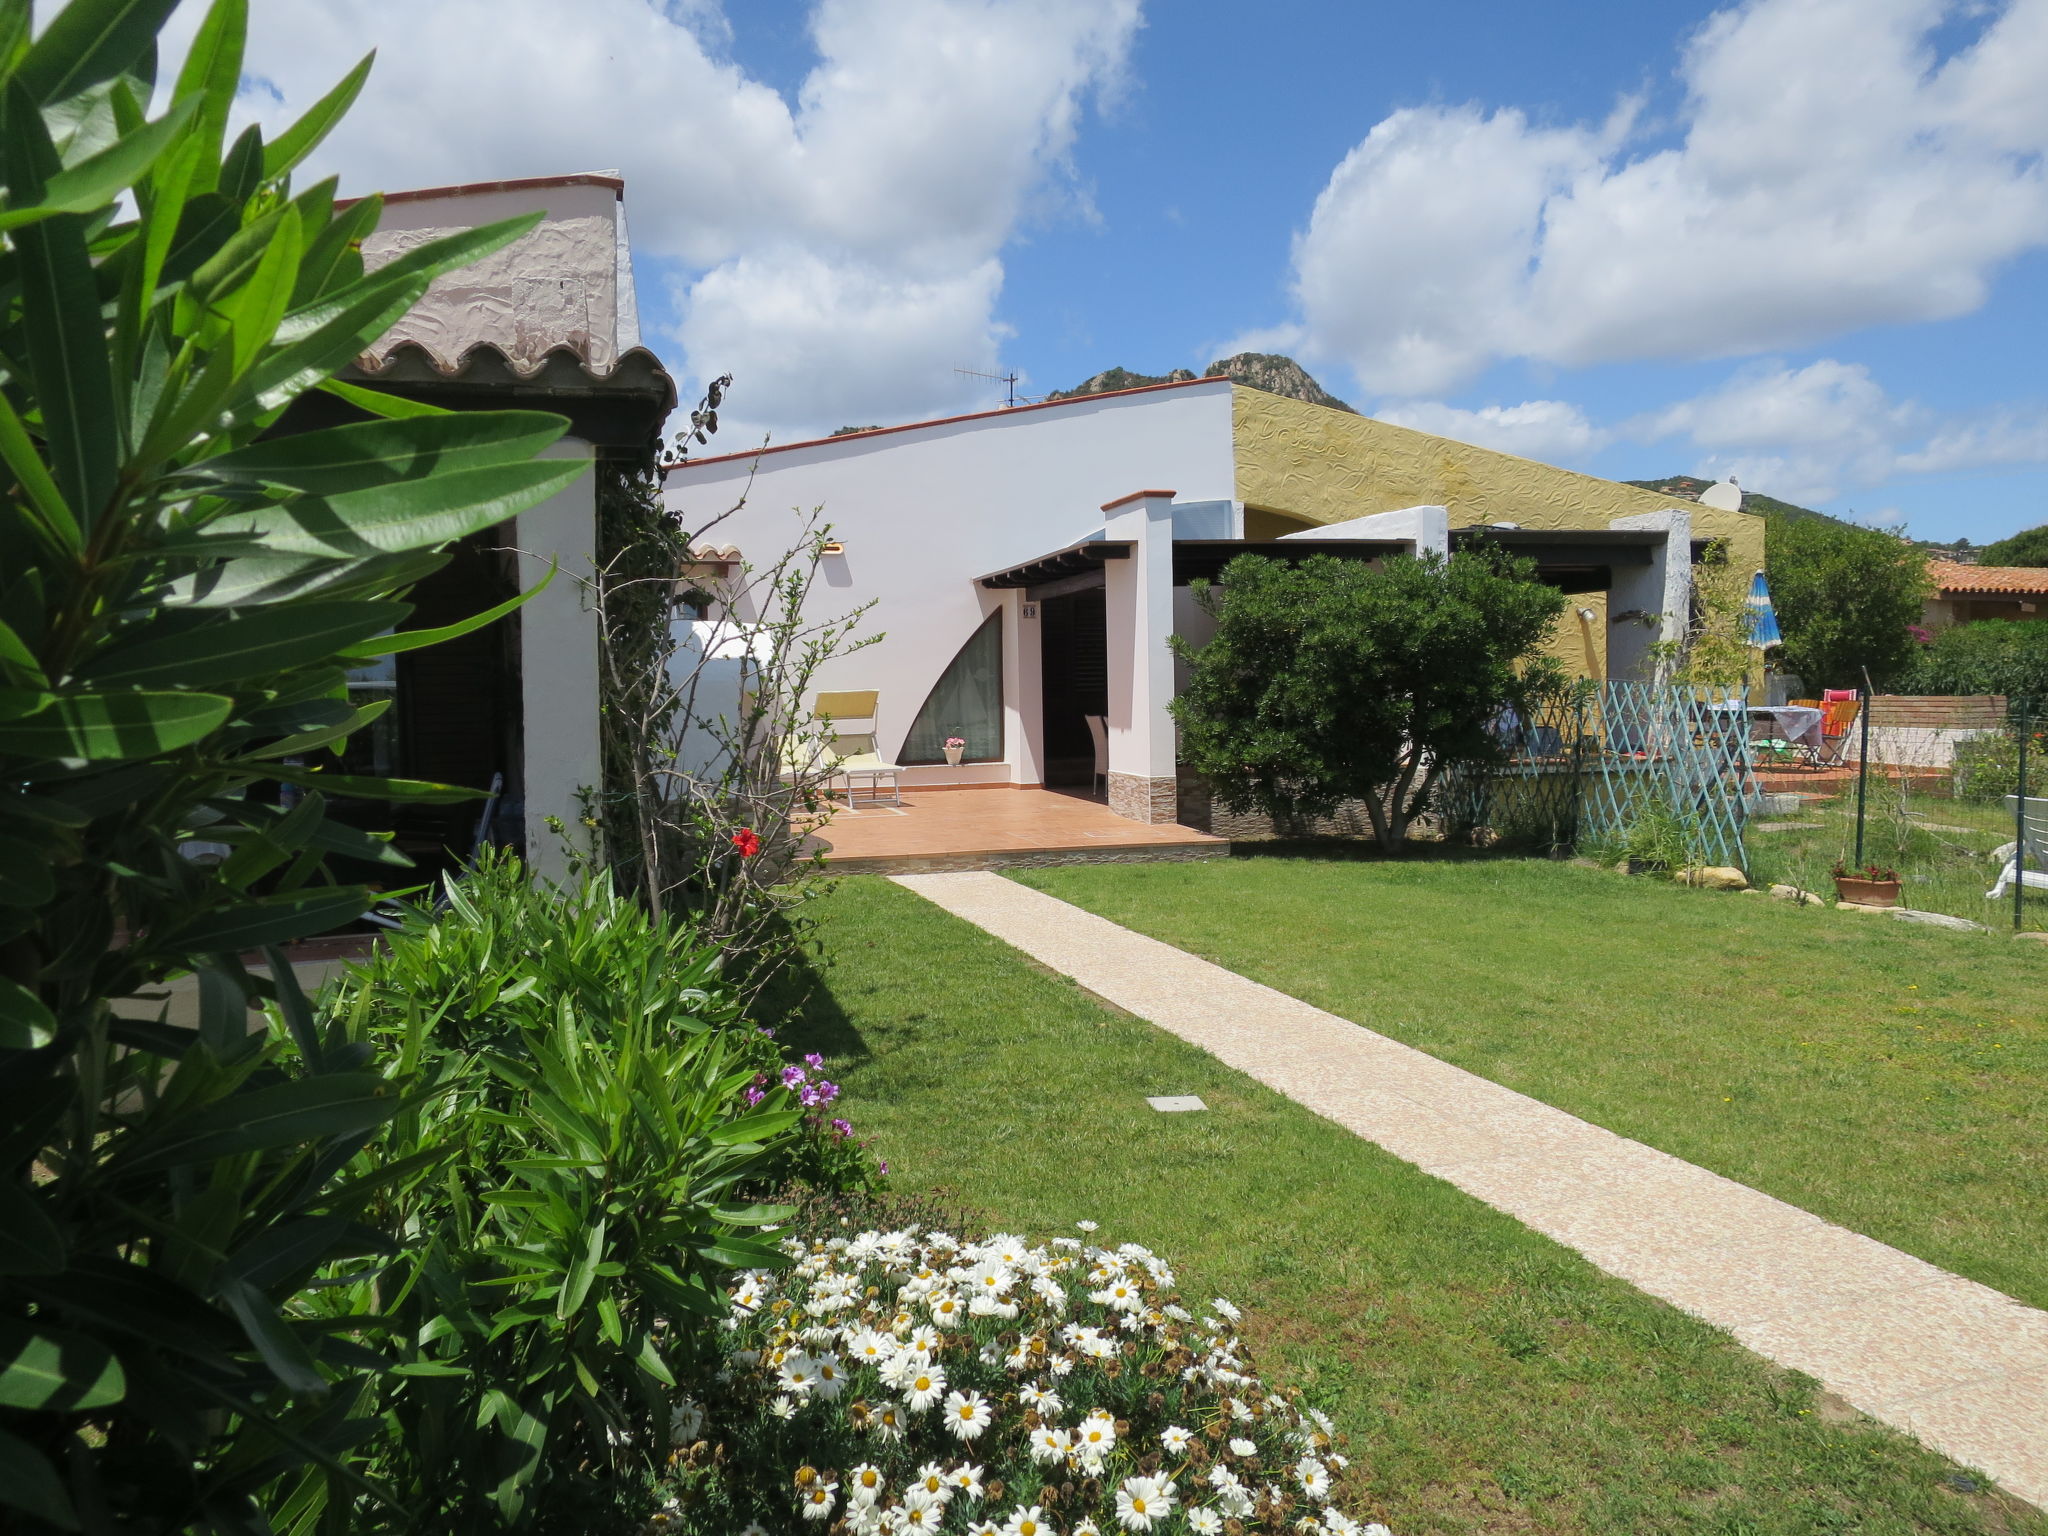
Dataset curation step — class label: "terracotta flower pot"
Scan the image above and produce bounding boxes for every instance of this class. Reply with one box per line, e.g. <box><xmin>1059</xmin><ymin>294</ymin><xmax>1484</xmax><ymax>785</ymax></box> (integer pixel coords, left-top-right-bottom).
<box><xmin>1834</xmin><ymin>876</ymin><xmax>1902</xmax><ymax>907</ymax></box>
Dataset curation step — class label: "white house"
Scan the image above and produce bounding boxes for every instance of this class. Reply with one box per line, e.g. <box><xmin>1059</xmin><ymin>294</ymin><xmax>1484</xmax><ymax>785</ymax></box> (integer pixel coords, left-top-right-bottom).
<box><xmin>664</xmin><ymin>380</ymin><xmax>1757</xmax><ymax>825</ymax></box>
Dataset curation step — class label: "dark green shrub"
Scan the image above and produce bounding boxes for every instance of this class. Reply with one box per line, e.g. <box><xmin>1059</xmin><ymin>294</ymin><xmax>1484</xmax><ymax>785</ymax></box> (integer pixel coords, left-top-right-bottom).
<box><xmin>1903</xmin><ymin>620</ymin><xmax>2048</xmax><ymax>699</ymax></box>
<box><xmin>311</xmin><ymin>853</ymin><xmax>881</xmax><ymax>1530</ymax></box>
<box><xmin>1171</xmin><ymin>551</ymin><xmax>1564</xmax><ymax>852</ymax></box>
<box><xmin>1953</xmin><ymin>723</ymin><xmax>2048</xmax><ymax>803</ymax></box>
<box><xmin>0</xmin><ymin>2</ymin><xmax>579</xmax><ymax>1527</ymax></box>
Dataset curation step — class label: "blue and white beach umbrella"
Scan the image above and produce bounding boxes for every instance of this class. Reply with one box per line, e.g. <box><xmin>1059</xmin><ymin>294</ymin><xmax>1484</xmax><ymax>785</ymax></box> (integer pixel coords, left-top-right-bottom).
<box><xmin>1745</xmin><ymin>569</ymin><xmax>1782</xmax><ymax>648</ymax></box>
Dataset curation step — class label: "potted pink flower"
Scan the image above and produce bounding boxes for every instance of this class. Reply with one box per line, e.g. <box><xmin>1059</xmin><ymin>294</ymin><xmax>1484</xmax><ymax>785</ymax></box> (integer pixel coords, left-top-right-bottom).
<box><xmin>942</xmin><ymin>735</ymin><xmax>966</xmax><ymax>766</ymax></box>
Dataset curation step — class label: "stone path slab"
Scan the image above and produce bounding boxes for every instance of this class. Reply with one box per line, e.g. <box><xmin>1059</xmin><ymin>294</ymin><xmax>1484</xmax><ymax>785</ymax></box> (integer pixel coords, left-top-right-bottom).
<box><xmin>892</xmin><ymin>870</ymin><xmax>2048</xmax><ymax>1509</ymax></box>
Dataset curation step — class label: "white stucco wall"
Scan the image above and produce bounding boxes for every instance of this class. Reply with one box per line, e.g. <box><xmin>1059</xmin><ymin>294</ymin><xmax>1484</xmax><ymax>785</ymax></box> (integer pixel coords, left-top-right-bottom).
<box><xmin>661</xmin><ymin>381</ymin><xmax>1237</xmax><ymax>785</ymax></box>
<box><xmin>514</xmin><ymin>439</ymin><xmax>601</xmax><ymax>882</ymax></box>
<box><xmin>360</xmin><ymin>177</ymin><xmax>636</xmax><ymax>368</ymax></box>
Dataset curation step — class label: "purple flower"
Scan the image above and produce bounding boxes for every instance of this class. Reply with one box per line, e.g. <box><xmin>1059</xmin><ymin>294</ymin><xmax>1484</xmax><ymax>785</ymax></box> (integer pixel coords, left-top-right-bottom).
<box><xmin>831</xmin><ymin>1118</ymin><xmax>853</xmax><ymax>1139</ymax></box>
<box><xmin>799</xmin><ymin>1086</ymin><xmax>823</xmax><ymax>1108</ymax></box>
<box><xmin>780</xmin><ymin>1065</ymin><xmax>804</xmax><ymax>1088</ymax></box>
<box><xmin>756</xmin><ymin>1025</ymin><xmax>776</xmax><ymax>1038</ymax></box>
<box><xmin>743</xmin><ymin>1086</ymin><xmax>765</xmax><ymax>1107</ymax></box>
<box><xmin>878</xmin><ymin>1160</ymin><xmax>888</xmax><ymax>1175</ymax></box>
<box><xmin>803</xmin><ymin>1052</ymin><xmax>824</xmax><ymax>1070</ymax></box>
<box><xmin>814</xmin><ymin>1080</ymin><xmax>840</xmax><ymax>1104</ymax></box>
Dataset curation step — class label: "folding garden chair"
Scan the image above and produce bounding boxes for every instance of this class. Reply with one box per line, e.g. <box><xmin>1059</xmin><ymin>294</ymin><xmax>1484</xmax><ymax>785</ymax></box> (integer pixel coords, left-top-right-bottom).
<box><xmin>1812</xmin><ymin>690</ymin><xmax>1860</xmax><ymax>769</ymax></box>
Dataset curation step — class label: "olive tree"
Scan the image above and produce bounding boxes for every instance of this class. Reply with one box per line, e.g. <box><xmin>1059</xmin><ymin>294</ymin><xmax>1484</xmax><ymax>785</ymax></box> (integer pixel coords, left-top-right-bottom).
<box><xmin>1171</xmin><ymin>550</ymin><xmax>1565</xmax><ymax>853</ymax></box>
<box><xmin>1767</xmin><ymin>515</ymin><xmax>1930</xmax><ymax>690</ymax></box>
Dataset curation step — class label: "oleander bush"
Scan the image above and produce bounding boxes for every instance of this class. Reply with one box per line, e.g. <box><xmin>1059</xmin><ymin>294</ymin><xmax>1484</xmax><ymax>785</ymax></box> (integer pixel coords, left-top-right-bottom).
<box><xmin>0</xmin><ymin>0</ymin><xmax>580</xmax><ymax>1526</ymax></box>
<box><xmin>307</xmin><ymin>852</ymin><xmax>883</xmax><ymax>1530</ymax></box>
<box><xmin>652</xmin><ymin>1223</ymin><xmax>1393</xmax><ymax>1536</ymax></box>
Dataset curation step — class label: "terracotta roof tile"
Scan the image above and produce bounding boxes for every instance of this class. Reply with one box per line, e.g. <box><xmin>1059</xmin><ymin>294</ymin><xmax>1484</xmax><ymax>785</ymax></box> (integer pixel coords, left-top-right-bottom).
<box><xmin>1928</xmin><ymin>559</ymin><xmax>2048</xmax><ymax>595</ymax></box>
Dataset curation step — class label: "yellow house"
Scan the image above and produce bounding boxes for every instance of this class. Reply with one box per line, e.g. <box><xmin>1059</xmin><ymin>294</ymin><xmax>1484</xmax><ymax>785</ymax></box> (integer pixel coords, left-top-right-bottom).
<box><xmin>1229</xmin><ymin>388</ymin><xmax>1766</xmax><ymax>683</ymax></box>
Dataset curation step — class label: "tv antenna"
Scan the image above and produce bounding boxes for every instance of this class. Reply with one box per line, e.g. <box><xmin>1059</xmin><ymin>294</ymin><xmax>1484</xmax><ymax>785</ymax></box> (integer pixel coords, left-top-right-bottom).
<box><xmin>955</xmin><ymin>366</ymin><xmax>1027</xmax><ymax>408</ymax></box>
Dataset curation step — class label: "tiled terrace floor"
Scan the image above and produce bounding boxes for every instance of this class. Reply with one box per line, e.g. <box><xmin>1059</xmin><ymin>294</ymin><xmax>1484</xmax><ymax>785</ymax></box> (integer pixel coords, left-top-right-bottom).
<box><xmin>806</xmin><ymin>786</ymin><xmax>1226</xmax><ymax>874</ymax></box>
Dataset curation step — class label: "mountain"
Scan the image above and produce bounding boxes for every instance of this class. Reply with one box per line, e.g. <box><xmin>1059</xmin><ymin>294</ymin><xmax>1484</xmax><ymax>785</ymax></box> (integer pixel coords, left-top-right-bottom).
<box><xmin>1624</xmin><ymin>476</ymin><xmax>1970</xmax><ymax>556</ymax></box>
<box><xmin>1624</xmin><ymin>476</ymin><xmax>1851</xmax><ymax>527</ymax></box>
<box><xmin>1046</xmin><ymin>353</ymin><xmax>1357</xmax><ymax>413</ymax></box>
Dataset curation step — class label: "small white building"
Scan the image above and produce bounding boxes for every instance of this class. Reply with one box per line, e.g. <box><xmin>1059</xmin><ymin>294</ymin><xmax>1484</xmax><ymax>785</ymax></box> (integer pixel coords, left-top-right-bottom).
<box><xmin>285</xmin><ymin>172</ymin><xmax>675</xmax><ymax>882</ymax></box>
<box><xmin>664</xmin><ymin>381</ymin><xmax>1755</xmax><ymax>825</ymax></box>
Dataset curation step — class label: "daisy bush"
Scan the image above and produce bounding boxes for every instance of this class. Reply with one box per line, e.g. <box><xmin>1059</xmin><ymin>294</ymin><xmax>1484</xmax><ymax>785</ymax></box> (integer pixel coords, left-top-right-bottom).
<box><xmin>653</xmin><ymin>1223</ymin><xmax>1392</xmax><ymax>1535</ymax></box>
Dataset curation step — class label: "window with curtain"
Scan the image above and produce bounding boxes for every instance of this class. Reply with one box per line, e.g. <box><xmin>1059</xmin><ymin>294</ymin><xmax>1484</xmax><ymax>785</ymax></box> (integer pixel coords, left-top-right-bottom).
<box><xmin>901</xmin><ymin>612</ymin><xmax>1004</xmax><ymax>763</ymax></box>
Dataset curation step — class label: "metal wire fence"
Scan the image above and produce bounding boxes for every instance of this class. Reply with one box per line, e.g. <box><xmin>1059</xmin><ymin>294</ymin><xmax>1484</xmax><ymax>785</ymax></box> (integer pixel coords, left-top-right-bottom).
<box><xmin>1444</xmin><ymin>681</ymin><xmax>1759</xmax><ymax>870</ymax></box>
<box><xmin>1741</xmin><ymin>694</ymin><xmax>2043</xmax><ymax>932</ymax></box>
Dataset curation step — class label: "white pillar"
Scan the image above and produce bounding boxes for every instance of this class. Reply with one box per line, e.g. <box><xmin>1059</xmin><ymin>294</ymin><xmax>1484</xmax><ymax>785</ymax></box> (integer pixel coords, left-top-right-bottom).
<box><xmin>1100</xmin><ymin>489</ymin><xmax>1179</xmax><ymax>823</ymax></box>
<box><xmin>1608</xmin><ymin>510</ymin><xmax>1693</xmax><ymax>684</ymax></box>
<box><xmin>513</xmin><ymin>437</ymin><xmax>601</xmax><ymax>883</ymax></box>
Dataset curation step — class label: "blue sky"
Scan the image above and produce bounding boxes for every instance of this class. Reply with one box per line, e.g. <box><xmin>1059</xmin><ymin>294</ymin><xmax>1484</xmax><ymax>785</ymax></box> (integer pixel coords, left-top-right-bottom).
<box><xmin>211</xmin><ymin>0</ymin><xmax>2048</xmax><ymax>542</ymax></box>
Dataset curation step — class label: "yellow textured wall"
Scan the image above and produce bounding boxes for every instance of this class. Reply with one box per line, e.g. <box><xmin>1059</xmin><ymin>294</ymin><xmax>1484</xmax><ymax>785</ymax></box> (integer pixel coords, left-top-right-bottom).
<box><xmin>1231</xmin><ymin>388</ymin><xmax>1765</xmax><ymax>575</ymax></box>
<box><xmin>1538</xmin><ymin>592</ymin><xmax>1608</xmax><ymax>681</ymax></box>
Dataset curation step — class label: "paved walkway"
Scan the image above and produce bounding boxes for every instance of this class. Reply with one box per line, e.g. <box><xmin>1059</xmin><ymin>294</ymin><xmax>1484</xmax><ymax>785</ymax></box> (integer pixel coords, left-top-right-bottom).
<box><xmin>893</xmin><ymin>871</ymin><xmax>2048</xmax><ymax>1509</ymax></box>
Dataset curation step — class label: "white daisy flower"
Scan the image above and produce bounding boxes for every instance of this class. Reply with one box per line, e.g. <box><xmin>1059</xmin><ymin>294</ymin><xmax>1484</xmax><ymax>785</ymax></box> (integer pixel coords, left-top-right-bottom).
<box><xmin>872</xmin><ymin>1402</ymin><xmax>907</xmax><ymax>1442</ymax></box>
<box><xmin>945</xmin><ymin>1388</ymin><xmax>992</xmax><ymax>1440</ymax></box>
<box><xmin>847</xmin><ymin>1463</ymin><xmax>886</xmax><ymax>1507</ymax></box>
<box><xmin>813</xmin><ymin>1353</ymin><xmax>848</xmax><ymax>1401</ymax></box>
<box><xmin>1074</xmin><ymin>1522</ymin><xmax>1103</xmax><ymax>1536</ymax></box>
<box><xmin>1188</xmin><ymin>1510</ymin><xmax>1224</xmax><ymax>1535</ymax></box>
<box><xmin>1076</xmin><ymin>1220</ymin><xmax>1099</xmax><ymax>1232</ymax></box>
<box><xmin>777</xmin><ymin>1353</ymin><xmax>818</xmax><ymax>1396</ymax></box>
<box><xmin>902</xmin><ymin>1362</ymin><xmax>948</xmax><ymax>1411</ymax></box>
<box><xmin>1019</xmin><ymin>1383</ymin><xmax>1064</xmax><ymax>1413</ymax></box>
<box><xmin>948</xmin><ymin>1462</ymin><xmax>986</xmax><ymax>1501</ymax></box>
<box><xmin>1160</xmin><ymin>1424</ymin><xmax>1193</xmax><ymax>1453</ymax></box>
<box><xmin>767</xmin><ymin>1395</ymin><xmax>799</xmax><ymax>1420</ymax></box>
<box><xmin>1213</xmin><ymin>1296</ymin><xmax>1242</xmax><ymax>1322</ymax></box>
<box><xmin>1075</xmin><ymin>1408</ymin><xmax>1117</xmax><ymax>1458</ymax></box>
<box><xmin>669</xmin><ymin>1397</ymin><xmax>704</xmax><ymax>1442</ymax></box>
<box><xmin>967</xmin><ymin>1523</ymin><xmax>1003</xmax><ymax>1536</ymax></box>
<box><xmin>1029</xmin><ymin>1424</ymin><xmax>1072</xmax><ymax>1465</ymax></box>
<box><xmin>898</xmin><ymin>1487</ymin><xmax>946</xmax><ymax>1530</ymax></box>
<box><xmin>1323</xmin><ymin>1514</ymin><xmax>1362</xmax><ymax>1535</ymax></box>
<box><xmin>797</xmin><ymin>1481</ymin><xmax>837</xmax><ymax>1522</ymax></box>
<box><xmin>1114</xmin><ymin>1475</ymin><xmax>1175</xmax><ymax>1531</ymax></box>
<box><xmin>909</xmin><ymin>1462</ymin><xmax>951</xmax><ymax>1499</ymax></box>
<box><xmin>1295</xmin><ymin>1457</ymin><xmax>1330</xmax><ymax>1498</ymax></box>
<box><xmin>1002</xmin><ymin>1505</ymin><xmax>1051</xmax><ymax>1536</ymax></box>
<box><xmin>1228</xmin><ymin>1437</ymin><xmax>1257</xmax><ymax>1459</ymax></box>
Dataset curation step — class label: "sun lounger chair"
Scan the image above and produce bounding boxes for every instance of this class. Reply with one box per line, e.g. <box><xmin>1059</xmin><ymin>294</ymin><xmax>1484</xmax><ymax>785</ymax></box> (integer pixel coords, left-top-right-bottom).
<box><xmin>1988</xmin><ymin>795</ymin><xmax>2048</xmax><ymax>901</ymax></box>
<box><xmin>814</xmin><ymin>690</ymin><xmax>903</xmax><ymax>807</ymax></box>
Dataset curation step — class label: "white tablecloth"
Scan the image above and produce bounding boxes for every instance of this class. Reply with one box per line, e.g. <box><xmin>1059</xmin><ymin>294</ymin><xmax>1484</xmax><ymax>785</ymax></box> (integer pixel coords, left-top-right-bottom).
<box><xmin>1748</xmin><ymin>704</ymin><xmax>1825</xmax><ymax>751</ymax></box>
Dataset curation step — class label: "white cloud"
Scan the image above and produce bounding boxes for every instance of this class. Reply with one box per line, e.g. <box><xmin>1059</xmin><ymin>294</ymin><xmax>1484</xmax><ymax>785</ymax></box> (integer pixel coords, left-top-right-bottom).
<box><xmin>1373</xmin><ymin>398</ymin><xmax>1610</xmax><ymax>463</ymax></box>
<box><xmin>1622</xmin><ymin>358</ymin><xmax>2048</xmax><ymax>504</ymax></box>
<box><xmin>172</xmin><ymin>0</ymin><xmax>1140</xmax><ymax>438</ymax></box>
<box><xmin>1281</xmin><ymin>0</ymin><xmax>2048</xmax><ymax>396</ymax></box>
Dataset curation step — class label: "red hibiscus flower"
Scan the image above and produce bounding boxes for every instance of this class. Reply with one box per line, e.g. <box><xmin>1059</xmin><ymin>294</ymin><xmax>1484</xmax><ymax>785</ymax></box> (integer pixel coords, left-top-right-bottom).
<box><xmin>731</xmin><ymin>828</ymin><xmax>762</xmax><ymax>858</ymax></box>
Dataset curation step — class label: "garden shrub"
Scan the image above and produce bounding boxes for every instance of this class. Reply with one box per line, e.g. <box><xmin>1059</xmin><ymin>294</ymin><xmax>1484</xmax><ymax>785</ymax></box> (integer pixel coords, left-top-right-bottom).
<box><xmin>1902</xmin><ymin>620</ymin><xmax>2048</xmax><ymax>700</ymax></box>
<box><xmin>1172</xmin><ymin>550</ymin><xmax>1564</xmax><ymax>853</ymax></box>
<box><xmin>657</xmin><ymin>1223</ymin><xmax>1392</xmax><ymax>1536</ymax></box>
<box><xmin>309</xmin><ymin>852</ymin><xmax>882</xmax><ymax>1529</ymax></box>
<box><xmin>1953</xmin><ymin>722</ymin><xmax>2048</xmax><ymax>803</ymax></box>
<box><xmin>0</xmin><ymin>0</ymin><xmax>581</xmax><ymax>1524</ymax></box>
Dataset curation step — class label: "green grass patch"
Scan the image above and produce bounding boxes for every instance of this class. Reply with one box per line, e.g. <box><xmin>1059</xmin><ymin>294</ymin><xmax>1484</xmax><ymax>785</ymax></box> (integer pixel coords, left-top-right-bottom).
<box><xmin>1746</xmin><ymin>784</ymin><xmax>2044</xmax><ymax>931</ymax></box>
<box><xmin>766</xmin><ymin>877</ymin><xmax>2047</xmax><ymax>1536</ymax></box>
<box><xmin>1014</xmin><ymin>853</ymin><xmax>2048</xmax><ymax>1313</ymax></box>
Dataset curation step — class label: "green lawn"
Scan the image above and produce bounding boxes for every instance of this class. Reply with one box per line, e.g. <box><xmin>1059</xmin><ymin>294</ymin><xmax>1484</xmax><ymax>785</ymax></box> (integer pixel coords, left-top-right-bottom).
<box><xmin>1014</xmin><ymin>852</ymin><xmax>2048</xmax><ymax>1312</ymax></box>
<box><xmin>1744</xmin><ymin>785</ymin><xmax>2044</xmax><ymax>932</ymax></box>
<box><xmin>765</xmin><ymin>876</ymin><xmax>2048</xmax><ymax>1536</ymax></box>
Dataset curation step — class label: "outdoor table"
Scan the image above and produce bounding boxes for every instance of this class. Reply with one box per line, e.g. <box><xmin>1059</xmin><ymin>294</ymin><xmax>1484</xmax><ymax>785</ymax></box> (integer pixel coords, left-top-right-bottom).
<box><xmin>1746</xmin><ymin>704</ymin><xmax>1824</xmax><ymax>753</ymax></box>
